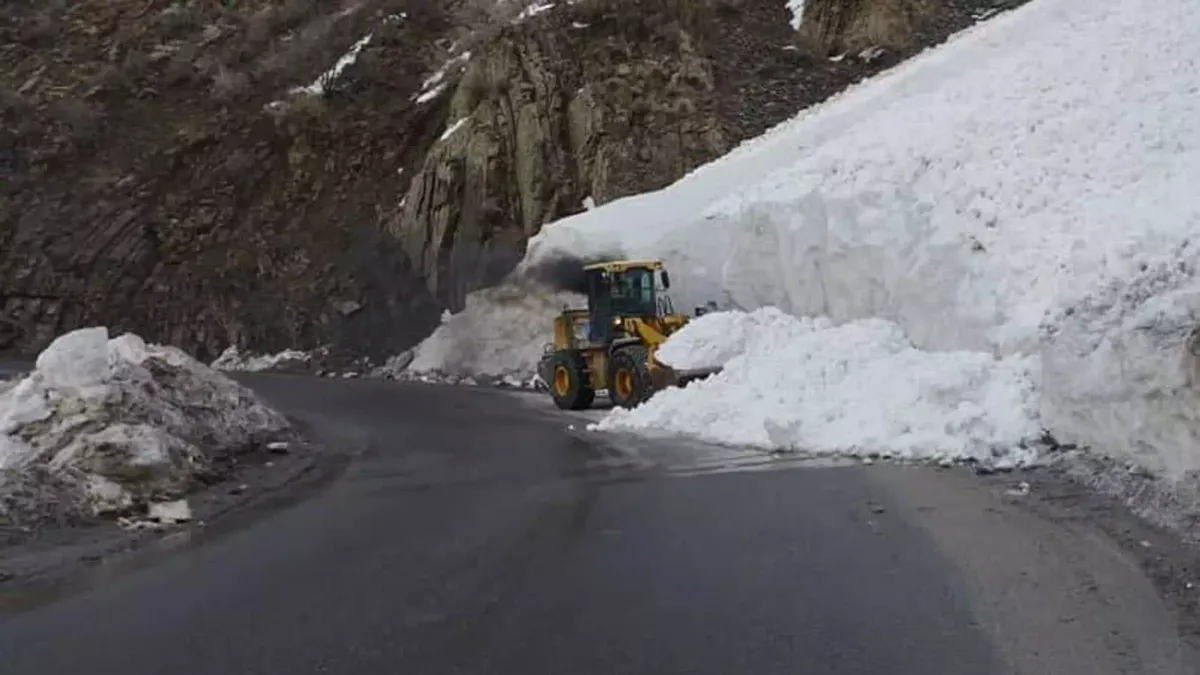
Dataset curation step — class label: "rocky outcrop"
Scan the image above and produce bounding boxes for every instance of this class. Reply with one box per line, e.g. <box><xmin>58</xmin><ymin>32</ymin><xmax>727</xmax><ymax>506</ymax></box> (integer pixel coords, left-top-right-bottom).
<box><xmin>395</xmin><ymin>0</ymin><xmax>730</xmax><ymax>309</ymax></box>
<box><xmin>0</xmin><ymin>0</ymin><xmax>1024</xmax><ymax>361</ymax></box>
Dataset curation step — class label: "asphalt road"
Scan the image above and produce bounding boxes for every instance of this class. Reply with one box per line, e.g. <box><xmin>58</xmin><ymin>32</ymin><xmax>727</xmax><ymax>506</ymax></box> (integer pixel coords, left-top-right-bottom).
<box><xmin>0</xmin><ymin>374</ymin><xmax>1195</xmax><ymax>674</ymax></box>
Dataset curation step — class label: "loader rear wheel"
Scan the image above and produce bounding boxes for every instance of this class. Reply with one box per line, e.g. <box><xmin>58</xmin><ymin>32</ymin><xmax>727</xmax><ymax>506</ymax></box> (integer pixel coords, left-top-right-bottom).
<box><xmin>548</xmin><ymin>350</ymin><xmax>595</xmax><ymax>410</ymax></box>
<box><xmin>608</xmin><ymin>345</ymin><xmax>653</xmax><ymax>409</ymax></box>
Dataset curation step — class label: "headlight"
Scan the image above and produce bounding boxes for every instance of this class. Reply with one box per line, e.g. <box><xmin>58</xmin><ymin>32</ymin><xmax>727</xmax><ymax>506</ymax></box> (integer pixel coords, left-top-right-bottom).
<box><xmin>573</xmin><ymin>322</ymin><xmax>589</xmax><ymax>341</ymax></box>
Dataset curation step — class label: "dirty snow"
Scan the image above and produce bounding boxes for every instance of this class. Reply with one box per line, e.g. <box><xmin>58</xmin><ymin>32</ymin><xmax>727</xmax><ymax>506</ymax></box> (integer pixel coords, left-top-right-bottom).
<box><xmin>212</xmin><ymin>345</ymin><xmax>311</xmax><ymax>372</ymax></box>
<box><xmin>596</xmin><ymin>309</ymin><xmax>1042</xmax><ymax>467</ymax></box>
<box><xmin>1</xmin><ymin>328</ymin><xmax>289</xmax><ymax>521</ymax></box>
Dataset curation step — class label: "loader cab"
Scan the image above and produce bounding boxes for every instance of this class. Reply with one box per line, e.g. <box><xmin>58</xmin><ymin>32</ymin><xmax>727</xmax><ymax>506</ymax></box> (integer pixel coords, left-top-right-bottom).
<box><xmin>583</xmin><ymin>259</ymin><xmax>671</xmax><ymax>344</ymax></box>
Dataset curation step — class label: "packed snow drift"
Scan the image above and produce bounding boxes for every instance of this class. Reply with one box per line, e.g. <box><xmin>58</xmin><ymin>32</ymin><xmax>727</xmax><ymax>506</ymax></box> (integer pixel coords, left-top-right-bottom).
<box><xmin>399</xmin><ymin>0</ymin><xmax>1200</xmax><ymax>473</ymax></box>
<box><xmin>596</xmin><ymin>308</ymin><xmax>1042</xmax><ymax>467</ymax></box>
<box><xmin>1</xmin><ymin>328</ymin><xmax>290</xmax><ymax>525</ymax></box>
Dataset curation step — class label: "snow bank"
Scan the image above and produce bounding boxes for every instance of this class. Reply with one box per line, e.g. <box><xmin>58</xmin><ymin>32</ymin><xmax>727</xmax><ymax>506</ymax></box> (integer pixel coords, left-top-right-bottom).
<box><xmin>402</xmin><ymin>0</ymin><xmax>1200</xmax><ymax>475</ymax></box>
<box><xmin>595</xmin><ymin>309</ymin><xmax>1042</xmax><ymax>467</ymax></box>
<box><xmin>1041</xmin><ymin>247</ymin><xmax>1200</xmax><ymax>478</ymax></box>
<box><xmin>1</xmin><ymin>328</ymin><xmax>289</xmax><ymax>522</ymax></box>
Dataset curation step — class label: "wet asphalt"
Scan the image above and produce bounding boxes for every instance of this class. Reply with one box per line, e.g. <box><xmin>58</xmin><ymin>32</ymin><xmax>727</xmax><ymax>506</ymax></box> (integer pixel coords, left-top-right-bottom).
<box><xmin>0</xmin><ymin>373</ymin><xmax>1052</xmax><ymax>674</ymax></box>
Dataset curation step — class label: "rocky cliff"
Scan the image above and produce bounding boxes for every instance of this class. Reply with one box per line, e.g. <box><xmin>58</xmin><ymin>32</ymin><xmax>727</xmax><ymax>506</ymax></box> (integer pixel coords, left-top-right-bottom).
<box><xmin>0</xmin><ymin>0</ymin><xmax>1020</xmax><ymax>363</ymax></box>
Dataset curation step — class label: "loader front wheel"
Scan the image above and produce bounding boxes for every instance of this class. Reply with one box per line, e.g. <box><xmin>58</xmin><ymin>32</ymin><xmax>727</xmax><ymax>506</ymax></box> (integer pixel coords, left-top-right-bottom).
<box><xmin>609</xmin><ymin>346</ymin><xmax>653</xmax><ymax>409</ymax></box>
<box><xmin>548</xmin><ymin>350</ymin><xmax>595</xmax><ymax>410</ymax></box>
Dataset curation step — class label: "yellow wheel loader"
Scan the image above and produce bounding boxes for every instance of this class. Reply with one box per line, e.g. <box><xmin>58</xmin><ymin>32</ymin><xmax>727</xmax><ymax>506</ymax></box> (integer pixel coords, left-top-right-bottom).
<box><xmin>537</xmin><ymin>259</ymin><xmax>719</xmax><ymax>410</ymax></box>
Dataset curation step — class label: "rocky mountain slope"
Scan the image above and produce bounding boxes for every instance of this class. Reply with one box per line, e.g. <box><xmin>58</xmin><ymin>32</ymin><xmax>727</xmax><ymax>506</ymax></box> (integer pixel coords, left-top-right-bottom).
<box><xmin>1</xmin><ymin>0</ymin><xmax>1022</xmax><ymax>364</ymax></box>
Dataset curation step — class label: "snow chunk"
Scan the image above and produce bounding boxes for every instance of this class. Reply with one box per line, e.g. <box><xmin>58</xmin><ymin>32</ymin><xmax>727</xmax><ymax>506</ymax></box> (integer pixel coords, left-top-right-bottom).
<box><xmin>0</xmin><ymin>434</ymin><xmax>34</xmax><ymax>471</ymax></box>
<box><xmin>35</xmin><ymin>327</ymin><xmax>110</xmax><ymax>400</ymax></box>
<box><xmin>148</xmin><ymin>499</ymin><xmax>192</xmax><ymax>524</ymax></box>
<box><xmin>0</xmin><ymin>377</ymin><xmax>51</xmax><ymax>435</ymax></box>
<box><xmin>595</xmin><ymin>310</ymin><xmax>1042</xmax><ymax>467</ymax></box>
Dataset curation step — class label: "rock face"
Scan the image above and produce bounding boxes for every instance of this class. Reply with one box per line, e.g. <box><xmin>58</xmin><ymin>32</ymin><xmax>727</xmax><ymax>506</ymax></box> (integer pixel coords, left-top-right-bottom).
<box><xmin>395</xmin><ymin>0</ymin><xmax>732</xmax><ymax>309</ymax></box>
<box><xmin>0</xmin><ymin>0</ymin><xmax>1015</xmax><ymax>361</ymax></box>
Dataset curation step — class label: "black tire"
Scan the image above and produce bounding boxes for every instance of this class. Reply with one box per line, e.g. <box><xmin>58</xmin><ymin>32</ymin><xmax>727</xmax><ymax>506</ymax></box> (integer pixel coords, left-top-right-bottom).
<box><xmin>548</xmin><ymin>350</ymin><xmax>595</xmax><ymax>410</ymax></box>
<box><xmin>608</xmin><ymin>345</ymin><xmax>653</xmax><ymax>409</ymax></box>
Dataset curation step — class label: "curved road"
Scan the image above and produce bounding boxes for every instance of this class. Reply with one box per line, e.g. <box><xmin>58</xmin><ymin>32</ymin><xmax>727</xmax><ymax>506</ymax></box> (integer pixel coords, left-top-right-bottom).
<box><xmin>0</xmin><ymin>374</ymin><xmax>1195</xmax><ymax>674</ymax></box>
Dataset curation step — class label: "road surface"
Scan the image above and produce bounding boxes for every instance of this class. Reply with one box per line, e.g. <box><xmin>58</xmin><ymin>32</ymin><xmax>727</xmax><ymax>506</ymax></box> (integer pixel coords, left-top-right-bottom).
<box><xmin>0</xmin><ymin>373</ymin><xmax>1195</xmax><ymax>674</ymax></box>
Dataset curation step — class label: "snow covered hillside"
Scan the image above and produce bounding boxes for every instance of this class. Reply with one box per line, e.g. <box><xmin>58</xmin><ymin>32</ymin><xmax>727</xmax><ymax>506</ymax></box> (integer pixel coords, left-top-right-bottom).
<box><xmin>1</xmin><ymin>328</ymin><xmax>290</xmax><ymax>524</ymax></box>
<box><xmin>405</xmin><ymin>0</ymin><xmax>1200</xmax><ymax>472</ymax></box>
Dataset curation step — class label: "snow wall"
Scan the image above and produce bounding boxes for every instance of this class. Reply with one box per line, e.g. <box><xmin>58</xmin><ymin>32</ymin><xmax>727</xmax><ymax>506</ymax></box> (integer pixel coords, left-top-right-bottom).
<box><xmin>407</xmin><ymin>0</ymin><xmax>1200</xmax><ymax>478</ymax></box>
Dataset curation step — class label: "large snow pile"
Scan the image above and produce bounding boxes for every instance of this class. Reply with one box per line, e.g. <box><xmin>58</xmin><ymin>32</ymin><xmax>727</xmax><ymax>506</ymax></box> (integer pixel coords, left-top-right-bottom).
<box><xmin>0</xmin><ymin>328</ymin><xmax>289</xmax><ymax>523</ymax></box>
<box><xmin>595</xmin><ymin>308</ymin><xmax>1041</xmax><ymax>467</ymax></box>
<box><xmin>403</xmin><ymin>0</ymin><xmax>1200</xmax><ymax>474</ymax></box>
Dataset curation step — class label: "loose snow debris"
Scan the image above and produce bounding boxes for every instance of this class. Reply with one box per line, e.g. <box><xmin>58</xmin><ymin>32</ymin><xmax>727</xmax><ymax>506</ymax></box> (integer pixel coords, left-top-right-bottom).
<box><xmin>267</xmin><ymin>441</ymin><xmax>290</xmax><ymax>454</ymax></box>
<box><xmin>440</xmin><ymin>118</ymin><xmax>468</xmax><ymax>141</ymax></box>
<box><xmin>858</xmin><ymin>46</ymin><xmax>885</xmax><ymax>62</ymax></box>
<box><xmin>147</xmin><ymin>499</ymin><xmax>192</xmax><ymax>524</ymax></box>
<box><xmin>407</xmin><ymin>282</ymin><xmax>581</xmax><ymax>380</ymax></box>
<box><xmin>211</xmin><ymin>346</ymin><xmax>311</xmax><ymax>373</ymax></box>
<box><xmin>592</xmin><ymin>309</ymin><xmax>1042</xmax><ymax>468</ymax></box>
<box><xmin>1</xmin><ymin>328</ymin><xmax>289</xmax><ymax>523</ymax></box>
<box><xmin>1006</xmin><ymin>481</ymin><xmax>1031</xmax><ymax>497</ymax></box>
<box><xmin>786</xmin><ymin>0</ymin><xmax>806</xmax><ymax>30</ymax></box>
<box><xmin>370</xmin><ymin>349</ymin><xmax>415</xmax><ymax>379</ymax></box>
<box><xmin>291</xmin><ymin>34</ymin><xmax>374</xmax><ymax>96</ymax></box>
